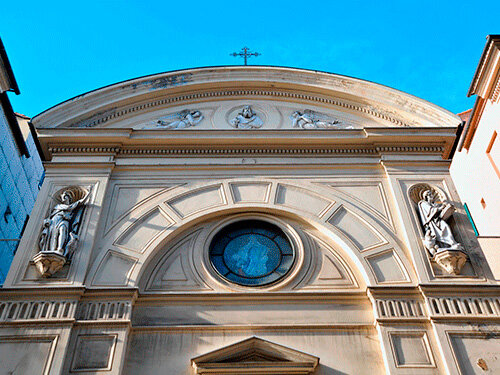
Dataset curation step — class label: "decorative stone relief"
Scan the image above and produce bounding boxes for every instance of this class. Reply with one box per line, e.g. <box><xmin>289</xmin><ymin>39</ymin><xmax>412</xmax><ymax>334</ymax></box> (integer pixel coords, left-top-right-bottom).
<box><xmin>155</xmin><ymin>109</ymin><xmax>203</xmax><ymax>129</ymax></box>
<box><xmin>409</xmin><ymin>184</ymin><xmax>467</xmax><ymax>275</ymax></box>
<box><xmin>76</xmin><ymin>301</ymin><xmax>131</xmax><ymax>321</ymax></box>
<box><xmin>229</xmin><ymin>105</ymin><xmax>263</xmax><ymax>129</ymax></box>
<box><xmin>291</xmin><ymin>109</ymin><xmax>353</xmax><ymax>129</ymax></box>
<box><xmin>0</xmin><ymin>300</ymin><xmax>77</xmax><ymax>322</ymax></box>
<box><xmin>427</xmin><ymin>296</ymin><xmax>500</xmax><ymax>318</ymax></box>
<box><xmin>375</xmin><ymin>299</ymin><xmax>426</xmax><ymax>320</ymax></box>
<box><xmin>33</xmin><ymin>186</ymin><xmax>89</xmax><ymax>277</ymax></box>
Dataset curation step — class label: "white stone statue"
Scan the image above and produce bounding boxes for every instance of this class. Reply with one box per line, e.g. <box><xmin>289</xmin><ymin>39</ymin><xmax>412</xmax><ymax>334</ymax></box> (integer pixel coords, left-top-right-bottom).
<box><xmin>34</xmin><ymin>187</ymin><xmax>89</xmax><ymax>277</ymax></box>
<box><xmin>418</xmin><ymin>190</ymin><xmax>463</xmax><ymax>256</ymax></box>
<box><xmin>230</xmin><ymin>106</ymin><xmax>263</xmax><ymax>129</ymax></box>
<box><xmin>291</xmin><ymin>110</ymin><xmax>352</xmax><ymax>129</ymax></box>
<box><xmin>156</xmin><ymin>109</ymin><xmax>203</xmax><ymax>129</ymax></box>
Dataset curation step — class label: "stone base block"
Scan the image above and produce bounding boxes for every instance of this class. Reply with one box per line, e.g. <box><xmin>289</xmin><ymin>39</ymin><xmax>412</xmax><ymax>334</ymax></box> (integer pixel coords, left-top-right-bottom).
<box><xmin>434</xmin><ymin>250</ymin><xmax>468</xmax><ymax>275</ymax></box>
<box><xmin>32</xmin><ymin>252</ymin><xmax>67</xmax><ymax>278</ymax></box>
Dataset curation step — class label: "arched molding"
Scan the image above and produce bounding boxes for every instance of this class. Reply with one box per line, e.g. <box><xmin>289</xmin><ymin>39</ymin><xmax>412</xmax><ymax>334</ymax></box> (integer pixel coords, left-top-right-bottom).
<box><xmin>85</xmin><ymin>179</ymin><xmax>416</xmax><ymax>288</ymax></box>
<box><xmin>33</xmin><ymin>66</ymin><xmax>461</xmax><ymax>130</ymax></box>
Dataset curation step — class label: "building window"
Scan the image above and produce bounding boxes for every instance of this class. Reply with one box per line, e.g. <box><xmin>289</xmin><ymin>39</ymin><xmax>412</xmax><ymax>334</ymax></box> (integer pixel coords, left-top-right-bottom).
<box><xmin>209</xmin><ymin>219</ymin><xmax>295</xmax><ymax>286</ymax></box>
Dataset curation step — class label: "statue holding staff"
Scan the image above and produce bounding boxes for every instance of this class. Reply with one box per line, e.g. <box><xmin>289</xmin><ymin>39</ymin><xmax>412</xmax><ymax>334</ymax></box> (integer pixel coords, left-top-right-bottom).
<box><xmin>39</xmin><ymin>187</ymin><xmax>90</xmax><ymax>257</ymax></box>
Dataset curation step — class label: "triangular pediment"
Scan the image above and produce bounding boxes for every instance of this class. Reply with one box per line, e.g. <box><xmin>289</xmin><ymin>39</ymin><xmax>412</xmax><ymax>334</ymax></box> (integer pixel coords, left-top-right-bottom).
<box><xmin>191</xmin><ymin>336</ymin><xmax>319</xmax><ymax>374</ymax></box>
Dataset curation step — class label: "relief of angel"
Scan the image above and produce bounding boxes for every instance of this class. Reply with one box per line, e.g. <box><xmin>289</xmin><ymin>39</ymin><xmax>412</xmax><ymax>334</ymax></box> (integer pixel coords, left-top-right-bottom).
<box><xmin>291</xmin><ymin>110</ymin><xmax>352</xmax><ymax>129</ymax></box>
<box><xmin>156</xmin><ymin>109</ymin><xmax>204</xmax><ymax>129</ymax></box>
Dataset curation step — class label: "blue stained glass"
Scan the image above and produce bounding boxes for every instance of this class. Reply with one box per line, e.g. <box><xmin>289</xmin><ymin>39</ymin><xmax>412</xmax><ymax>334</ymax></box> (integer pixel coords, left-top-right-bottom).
<box><xmin>252</xmin><ymin>227</ymin><xmax>272</xmax><ymax>236</ymax></box>
<box><xmin>211</xmin><ymin>236</ymin><xmax>231</xmax><ymax>255</ymax></box>
<box><xmin>209</xmin><ymin>220</ymin><xmax>296</xmax><ymax>286</ymax></box>
<box><xmin>274</xmin><ymin>235</ymin><xmax>293</xmax><ymax>255</ymax></box>
<box><xmin>223</xmin><ymin>234</ymin><xmax>280</xmax><ymax>278</ymax></box>
<box><xmin>211</xmin><ymin>255</ymin><xmax>230</xmax><ymax>275</ymax></box>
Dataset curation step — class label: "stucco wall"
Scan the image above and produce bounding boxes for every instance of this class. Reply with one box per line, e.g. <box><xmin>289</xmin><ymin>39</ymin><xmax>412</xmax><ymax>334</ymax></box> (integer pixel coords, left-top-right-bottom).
<box><xmin>450</xmin><ymin>99</ymin><xmax>500</xmax><ymax>236</ymax></box>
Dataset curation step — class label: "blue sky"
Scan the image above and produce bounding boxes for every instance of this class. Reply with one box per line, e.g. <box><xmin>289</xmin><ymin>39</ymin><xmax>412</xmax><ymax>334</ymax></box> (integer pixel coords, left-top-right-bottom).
<box><xmin>1</xmin><ymin>1</ymin><xmax>499</xmax><ymax>117</ymax></box>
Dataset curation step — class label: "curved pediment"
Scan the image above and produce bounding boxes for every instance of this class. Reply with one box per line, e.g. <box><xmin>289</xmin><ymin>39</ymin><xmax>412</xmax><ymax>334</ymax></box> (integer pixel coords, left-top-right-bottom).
<box><xmin>32</xmin><ymin>66</ymin><xmax>460</xmax><ymax>130</ymax></box>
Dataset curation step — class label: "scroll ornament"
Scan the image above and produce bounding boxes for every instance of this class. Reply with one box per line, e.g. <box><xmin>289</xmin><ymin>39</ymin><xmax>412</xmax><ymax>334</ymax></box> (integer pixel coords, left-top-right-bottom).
<box><xmin>33</xmin><ymin>186</ymin><xmax>90</xmax><ymax>277</ymax></box>
<box><xmin>417</xmin><ymin>189</ymin><xmax>467</xmax><ymax>275</ymax></box>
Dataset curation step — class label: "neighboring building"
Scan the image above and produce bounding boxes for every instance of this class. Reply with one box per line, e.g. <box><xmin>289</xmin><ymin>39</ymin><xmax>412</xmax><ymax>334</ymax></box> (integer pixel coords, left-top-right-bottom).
<box><xmin>1</xmin><ymin>66</ymin><xmax>499</xmax><ymax>375</ymax></box>
<box><xmin>450</xmin><ymin>34</ymin><xmax>500</xmax><ymax>280</ymax></box>
<box><xmin>0</xmin><ymin>38</ymin><xmax>44</xmax><ymax>285</ymax></box>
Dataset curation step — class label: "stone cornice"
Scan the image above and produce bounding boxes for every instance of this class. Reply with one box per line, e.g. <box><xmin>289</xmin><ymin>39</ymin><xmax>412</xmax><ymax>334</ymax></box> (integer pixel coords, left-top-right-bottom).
<box><xmin>32</xmin><ymin>66</ymin><xmax>461</xmax><ymax>129</ymax></box>
<box><xmin>46</xmin><ymin>145</ymin><xmax>445</xmax><ymax>158</ymax></box>
<box><xmin>2</xmin><ymin>286</ymin><xmax>500</xmax><ymax>326</ymax></box>
<box><xmin>134</xmin><ymin>291</ymin><xmax>368</xmax><ymax>305</ymax></box>
<box><xmin>468</xmin><ymin>35</ymin><xmax>500</xmax><ymax>98</ymax></box>
<box><xmin>37</xmin><ymin>127</ymin><xmax>456</xmax><ymax>160</ymax></box>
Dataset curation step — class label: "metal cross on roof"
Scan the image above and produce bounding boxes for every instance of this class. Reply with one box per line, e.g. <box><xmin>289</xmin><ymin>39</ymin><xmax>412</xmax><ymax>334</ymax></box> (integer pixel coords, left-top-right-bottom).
<box><xmin>230</xmin><ymin>47</ymin><xmax>261</xmax><ymax>66</ymax></box>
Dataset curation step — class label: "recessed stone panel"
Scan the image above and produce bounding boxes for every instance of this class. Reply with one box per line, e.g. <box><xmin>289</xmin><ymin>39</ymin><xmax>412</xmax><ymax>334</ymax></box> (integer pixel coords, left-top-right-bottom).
<box><xmin>115</xmin><ymin>207</ymin><xmax>173</xmax><ymax>252</ymax></box>
<box><xmin>161</xmin><ymin>255</ymin><xmax>188</xmax><ymax>282</ymax></box>
<box><xmin>147</xmin><ymin>231</ymin><xmax>209</xmax><ymax>291</ymax></box>
<box><xmin>0</xmin><ymin>336</ymin><xmax>55</xmax><ymax>375</ymax></box>
<box><xmin>390</xmin><ymin>332</ymin><xmax>434</xmax><ymax>367</ymax></box>
<box><xmin>327</xmin><ymin>183</ymin><xmax>391</xmax><ymax>222</ymax></box>
<box><xmin>168</xmin><ymin>185</ymin><xmax>224</xmax><ymax>218</ymax></box>
<box><xmin>93</xmin><ymin>251</ymin><xmax>137</xmax><ymax>286</ymax></box>
<box><xmin>328</xmin><ymin>207</ymin><xmax>384</xmax><ymax>251</ymax></box>
<box><xmin>301</xmin><ymin>236</ymin><xmax>356</xmax><ymax>290</ymax></box>
<box><xmin>317</xmin><ymin>253</ymin><xmax>344</xmax><ymax>280</ymax></box>
<box><xmin>230</xmin><ymin>182</ymin><xmax>270</xmax><ymax>203</ymax></box>
<box><xmin>367</xmin><ymin>251</ymin><xmax>407</xmax><ymax>283</ymax></box>
<box><xmin>71</xmin><ymin>334</ymin><xmax>116</xmax><ymax>371</ymax></box>
<box><xmin>276</xmin><ymin>184</ymin><xmax>333</xmax><ymax>217</ymax></box>
<box><xmin>108</xmin><ymin>186</ymin><xmax>170</xmax><ymax>225</ymax></box>
<box><xmin>450</xmin><ymin>333</ymin><xmax>500</xmax><ymax>374</ymax></box>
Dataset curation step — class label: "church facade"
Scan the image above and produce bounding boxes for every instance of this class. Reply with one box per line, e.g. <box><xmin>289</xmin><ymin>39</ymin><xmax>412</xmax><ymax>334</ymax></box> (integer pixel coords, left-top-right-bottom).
<box><xmin>0</xmin><ymin>67</ymin><xmax>498</xmax><ymax>374</ymax></box>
